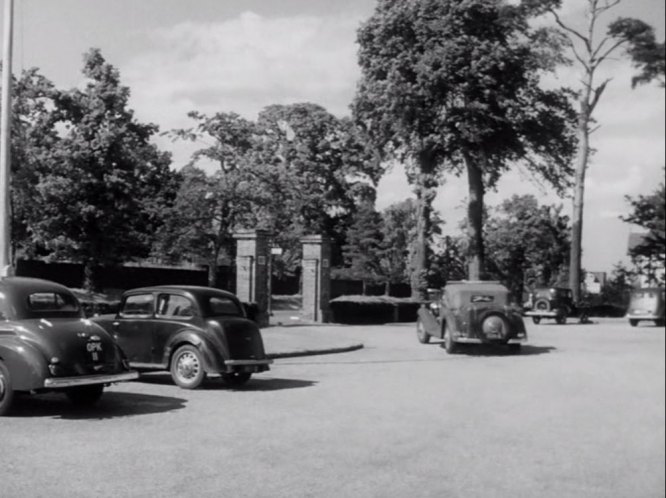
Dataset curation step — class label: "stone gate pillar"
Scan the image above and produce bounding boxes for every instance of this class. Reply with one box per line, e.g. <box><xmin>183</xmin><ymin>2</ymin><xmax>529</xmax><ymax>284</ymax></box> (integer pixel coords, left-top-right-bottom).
<box><xmin>234</xmin><ymin>229</ymin><xmax>270</xmax><ymax>327</ymax></box>
<box><xmin>301</xmin><ymin>235</ymin><xmax>331</xmax><ymax>323</ymax></box>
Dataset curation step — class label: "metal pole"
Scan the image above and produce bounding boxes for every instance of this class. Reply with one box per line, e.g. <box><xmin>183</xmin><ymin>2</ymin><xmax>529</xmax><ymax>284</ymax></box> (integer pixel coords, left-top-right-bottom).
<box><xmin>0</xmin><ymin>0</ymin><xmax>14</xmax><ymax>277</ymax></box>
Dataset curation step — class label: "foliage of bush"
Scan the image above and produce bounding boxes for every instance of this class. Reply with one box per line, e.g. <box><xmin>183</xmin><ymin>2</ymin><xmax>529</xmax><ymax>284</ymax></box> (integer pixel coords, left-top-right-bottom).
<box><xmin>330</xmin><ymin>296</ymin><xmax>422</xmax><ymax>325</ymax></box>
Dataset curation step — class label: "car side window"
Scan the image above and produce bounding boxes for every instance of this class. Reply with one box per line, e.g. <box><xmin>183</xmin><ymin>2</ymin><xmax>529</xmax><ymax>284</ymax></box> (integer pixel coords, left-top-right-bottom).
<box><xmin>156</xmin><ymin>294</ymin><xmax>196</xmax><ymax>319</ymax></box>
<box><xmin>120</xmin><ymin>294</ymin><xmax>154</xmax><ymax>318</ymax></box>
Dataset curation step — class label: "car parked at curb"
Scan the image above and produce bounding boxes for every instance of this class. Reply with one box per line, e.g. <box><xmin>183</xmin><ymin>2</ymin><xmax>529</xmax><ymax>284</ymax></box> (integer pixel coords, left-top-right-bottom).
<box><xmin>93</xmin><ymin>286</ymin><xmax>273</xmax><ymax>389</ymax></box>
<box><xmin>0</xmin><ymin>277</ymin><xmax>138</xmax><ymax>416</ymax></box>
<box><xmin>626</xmin><ymin>287</ymin><xmax>665</xmax><ymax>327</ymax></box>
<box><xmin>417</xmin><ymin>281</ymin><xmax>527</xmax><ymax>354</ymax></box>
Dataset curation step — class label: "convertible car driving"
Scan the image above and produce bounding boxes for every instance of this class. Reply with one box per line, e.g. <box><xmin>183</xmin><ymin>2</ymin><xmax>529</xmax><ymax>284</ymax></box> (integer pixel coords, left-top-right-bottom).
<box><xmin>93</xmin><ymin>286</ymin><xmax>273</xmax><ymax>389</ymax></box>
<box><xmin>417</xmin><ymin>281</ymin><xmax>527</xmax><ymax>354</ymax></box>
<box><xmin>0</xmin><ymin>277</ymin><xmax>138</xmax><ymax>416</ymax></box>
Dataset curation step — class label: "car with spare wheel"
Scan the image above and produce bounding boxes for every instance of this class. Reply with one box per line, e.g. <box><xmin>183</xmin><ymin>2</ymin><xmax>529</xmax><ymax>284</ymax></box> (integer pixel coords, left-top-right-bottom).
<box><xmin>0</xmin><ymin>277</ymin><xmax>138</xmax><ymax>416</ymax></box>
<box><xmin>626</xmin><ymin>287</ymin><xmax>665</xmax><ymax>327</ymax></box>
<box><xmin>93</xmin><ymin>285</ymin><xmax>273</xmax><ymax>389</ymax></box>
<box><xmin>523</xmin><ymin>287</ymin><xmax>583</xmax><ymax>325</ymax></box>
<box><xmin>417</xmin><ymin>281</ymin><xmax>527</xmax><ymax>354</ymax></box>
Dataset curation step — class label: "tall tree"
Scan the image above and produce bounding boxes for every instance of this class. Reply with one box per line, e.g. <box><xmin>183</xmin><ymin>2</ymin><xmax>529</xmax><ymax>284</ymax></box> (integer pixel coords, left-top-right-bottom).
<box><xmin>339</xmin><ymin>203</ymin><xmax>385</xmax><ymax>294</ymax></box>
<box><xmin>162</xmin><ymin>112</ymin><xmax>264</xmax><ymax>285</ymax></box>
<box><xmin>354</xmin><ymin>0</ymin><xmax>577</xmax><ymax>298</ymax></box>
<box><xmin>20</xmin><ymin>49</ymin><xmax>174</xmax><ymax>289</ymax></box>
<box><xmin>533</xmin><ymin>0</ymin><xmax>665</xmax><ymax>301</ymax></box>
<box><xmin>256</xmin><ymin>103</ymin><xmax>382</xmax><ymax>268</ymax></box>
<box><xmin>485</xmin><ymin>195</ymin><xmax>571</xmax><ymax>301</ymax></box>
<box><xmin>622</xmin><ymin>173</ymin><xmax>665</xmax><ymax>284</ymax></box>
<box><xmin>6</xmin><ymin>67</ymin><xmax>60</xmax><ymax>259</ymax></box>
<box><xmin>380</xmin><ymin>199</ymin><xmax>418</xmax><ymax>294</ymax></box>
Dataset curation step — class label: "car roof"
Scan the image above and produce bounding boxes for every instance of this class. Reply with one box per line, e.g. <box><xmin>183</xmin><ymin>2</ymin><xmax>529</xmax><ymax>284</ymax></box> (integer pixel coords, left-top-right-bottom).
<box><xmin>445</xmin><ymin>281</ymin><xmax>508</xmax><ymax>293</ymax></box>
<box><xmin>0</xmin><ymin>276</ymin><xmax>73</xmax><ymax>294</ymax></box>
<box><xmin>123</xmin><ymin>285</ymin><xmax>238</xmax><ymax>299</ymax></box>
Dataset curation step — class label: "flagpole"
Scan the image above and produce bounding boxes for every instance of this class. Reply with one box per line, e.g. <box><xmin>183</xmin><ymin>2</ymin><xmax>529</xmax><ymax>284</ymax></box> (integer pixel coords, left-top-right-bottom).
<box><xmin>0</xmin><ymin>0</ymin><xmax>14</xmax><ymax>277</ymax></box>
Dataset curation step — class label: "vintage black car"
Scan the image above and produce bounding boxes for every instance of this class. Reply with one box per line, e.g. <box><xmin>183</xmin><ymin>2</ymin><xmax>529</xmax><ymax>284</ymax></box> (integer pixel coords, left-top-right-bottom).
<box><xmin>94</xmin><ymin>286</ymin><xmax>273</xmax><ymax>389</ymax></box>
<box><xmin>626</xmin><ymin>287</ymin><xmax>665</xmax><ymax>327</ymax></box>
<box><xmin>417</xmin><ymin>281</ymin><xmax>527</xmax><ymax>354</ymax></box>
<box><xmin>0</xmin><ymin>277</ymin><xmax>138</xmax><ymax>416</ymax></box>
<box><xmin>524</xmin><ymin>287</ymin><xmax>579</xmax><ymax>325</ymax></box>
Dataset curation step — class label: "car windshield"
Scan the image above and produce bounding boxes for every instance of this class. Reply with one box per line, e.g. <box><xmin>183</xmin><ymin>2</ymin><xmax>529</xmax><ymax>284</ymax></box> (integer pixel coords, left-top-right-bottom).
<box><xmin>446</xmin><ymin>287</ymin><xmax>509</xmax><ymax>307</ymax></box>
<box><xmin>630</xmin><ymin>290</ymin><xmax>660</xmax><ymax>308</ymax></box>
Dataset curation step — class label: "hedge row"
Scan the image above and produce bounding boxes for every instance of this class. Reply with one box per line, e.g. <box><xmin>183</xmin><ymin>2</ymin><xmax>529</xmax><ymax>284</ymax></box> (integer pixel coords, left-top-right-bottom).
<box><xmin>329</xmin><ymin>296</ymin><xmax>422</xmax><ymax>325</ymax></box>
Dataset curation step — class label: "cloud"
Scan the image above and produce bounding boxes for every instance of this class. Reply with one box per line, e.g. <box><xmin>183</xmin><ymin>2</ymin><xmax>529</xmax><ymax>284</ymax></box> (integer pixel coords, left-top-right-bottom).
<box><xmin>123</xmin><ymin>11</ymin><xmax>362</xmax><ymax>167</ymax></box>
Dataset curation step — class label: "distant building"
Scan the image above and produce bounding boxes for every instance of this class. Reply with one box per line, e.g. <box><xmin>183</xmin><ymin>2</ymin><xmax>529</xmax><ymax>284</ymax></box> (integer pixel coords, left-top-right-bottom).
<box><xmin>583</xmin><ymin>272</ymin><xmax>607</xmax><ymax>295</ymax></box>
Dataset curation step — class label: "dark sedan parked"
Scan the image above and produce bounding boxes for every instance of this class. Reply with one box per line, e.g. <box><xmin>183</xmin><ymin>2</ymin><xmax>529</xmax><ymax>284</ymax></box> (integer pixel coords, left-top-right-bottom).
<box><xmin>94</xmin><ymin>286</ymin><xmax>273</xmax><ymax>389</ymax></box>
<box><xmin>0</xmin><ymin>277</ymin><xmax>138</xmax><ymax>416</ymax></box>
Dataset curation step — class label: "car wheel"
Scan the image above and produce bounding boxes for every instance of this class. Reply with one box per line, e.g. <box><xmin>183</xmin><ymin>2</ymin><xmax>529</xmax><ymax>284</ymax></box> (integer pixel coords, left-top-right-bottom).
<box><xmin>416</xmin><ymin>318</ymin><xmax>431</xmax><ymax>344</ymax></box>
<box><xmin>443</xmin><ymin>327</ymin><xmax>458</xmax><ymax>354</ymax></box>
<box><xmin>534</xmin><ymin>298</ymin><xmax>551</xmax><ymax>312</ymax></box>
<box><xmin>222</xmin><ymin>372</ymin><xmax>252</xmax><ymax>388</ymax></box>
<box><xmin>655</xmin><ymin>320</ymin><xmax>665</xmax><ymax>328</ymax></box>
<box><xmin>532</xmin><ymin>317</ymin><xmax>542</xmax><ymax>325</ymax></box>
<box><xmin>170</xmin><ymin>345</ymin><xmax>206</xmax><ymax>389</ymax></box>
<box><xmin>66</xmin><ymin>384</ymin><xmax>104</xmax><ymax>407</ymax></box>
<box><xmin>0</xmin><ymin>361</ymin><xmax>15</xmax><ymax>416</ymax></box>
<box><xmin>630</xmin><ymin>320</ymin><xmax>639</xmax><ymax>328</ymax></box>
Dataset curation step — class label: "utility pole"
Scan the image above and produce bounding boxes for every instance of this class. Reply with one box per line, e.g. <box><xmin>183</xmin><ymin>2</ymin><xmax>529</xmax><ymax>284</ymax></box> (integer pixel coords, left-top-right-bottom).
<box><xmin>0</xmin><ymin>0</ymin><xmax>14</xmax><ymax>277</ymax></box>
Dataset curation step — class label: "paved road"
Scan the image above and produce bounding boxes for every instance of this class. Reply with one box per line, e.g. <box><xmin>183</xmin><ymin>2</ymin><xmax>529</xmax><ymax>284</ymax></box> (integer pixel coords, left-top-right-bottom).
<box><xmin>1</xmin><ymin>319</ymin><xmax>664</xmax><ymax>498</ymax></box>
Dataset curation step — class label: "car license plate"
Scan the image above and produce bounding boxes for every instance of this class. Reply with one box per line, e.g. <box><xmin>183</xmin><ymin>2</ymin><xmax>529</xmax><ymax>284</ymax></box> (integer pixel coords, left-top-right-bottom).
<box><xmin>87</xmin><ymin>341</ymin><xmax>103</xmax><ymax>362</ymax></box>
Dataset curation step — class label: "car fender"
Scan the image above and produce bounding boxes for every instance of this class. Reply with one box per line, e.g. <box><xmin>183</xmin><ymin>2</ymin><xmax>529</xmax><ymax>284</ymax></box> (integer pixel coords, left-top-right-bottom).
<box><xmin>0</xmin><ymin>334</ymin><xmax>49</xmax><ymax>391</ymax></box>
<box><xmin>417</xmin><ymin>306</ymin><xmax>440</xmax><ymax>336</ymax></box>
<box><xmin>441</xmin><ymin>306</ymin><xmax>460</xmax><ymax>339</ymax></box>
<box><xmin>162</xmin><ymin>330</ymin><xmax>226</xmax><ymax>374</ymax></box>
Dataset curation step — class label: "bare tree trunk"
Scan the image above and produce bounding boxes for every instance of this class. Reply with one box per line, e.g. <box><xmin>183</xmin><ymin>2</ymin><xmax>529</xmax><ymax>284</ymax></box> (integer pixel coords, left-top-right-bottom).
<box><xmin>569</xmin><ymin>94</ymin><xmax>592</xmax><ymax>303</ymax></box>
<box><xmin>465</xmin><ymin>156</ymin><xmax>485</xmax><ymax>281</ymax></box>
<box><xmin>83</xmin><ymin>259</ymin><xmax>96</xmax><ymax>291</ymax></box>
<box><xmin>410</xmin><ymin>153</ymin><xmax>437</xmax><ymax>300</ymax></box>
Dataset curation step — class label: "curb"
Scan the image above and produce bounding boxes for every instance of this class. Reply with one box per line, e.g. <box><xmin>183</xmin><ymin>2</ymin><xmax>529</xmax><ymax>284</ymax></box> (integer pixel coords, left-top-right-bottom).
<box><xmin>267</xmin><ymin>343</ymin><xmax>364</xmax><ymax>360</ymax></box>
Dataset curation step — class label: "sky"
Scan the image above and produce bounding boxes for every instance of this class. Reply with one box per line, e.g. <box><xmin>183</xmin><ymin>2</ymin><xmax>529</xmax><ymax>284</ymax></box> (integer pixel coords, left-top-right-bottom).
<box><xmin>3</xmin><ymin>0</ymin><xmax>665</xmax><ymax>274</ymax></box>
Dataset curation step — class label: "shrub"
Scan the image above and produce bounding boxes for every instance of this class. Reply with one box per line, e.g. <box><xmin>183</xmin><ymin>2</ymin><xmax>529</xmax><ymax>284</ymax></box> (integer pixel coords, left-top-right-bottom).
<box><xmin>330</xmin><ymin>296</ymin><xmax>422</xmax><ymax>325</ymax></box>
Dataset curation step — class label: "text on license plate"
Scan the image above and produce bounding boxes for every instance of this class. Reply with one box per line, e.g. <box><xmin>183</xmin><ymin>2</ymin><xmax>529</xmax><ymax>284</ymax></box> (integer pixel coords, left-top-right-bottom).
<box><xmin>87</xmin><ymin>341</ymin><xmax>103</xmax><ymax>361</ymax></box>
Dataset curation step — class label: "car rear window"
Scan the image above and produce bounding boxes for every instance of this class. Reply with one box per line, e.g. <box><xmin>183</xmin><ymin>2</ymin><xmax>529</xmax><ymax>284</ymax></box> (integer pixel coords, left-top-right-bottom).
<box><xmin>471</xmin><ymin>295</ymin><xmax>494</xmax><ymax>303</ymax></box>
<box><xmin>203</xmin><ymin>296</ymin><xmax>242</xmax><ymax>317</ymax></box>
<box><xmin>28</xmin><ymin>292</ymin><xmax>79</xmax><ymax>312</ymax></box>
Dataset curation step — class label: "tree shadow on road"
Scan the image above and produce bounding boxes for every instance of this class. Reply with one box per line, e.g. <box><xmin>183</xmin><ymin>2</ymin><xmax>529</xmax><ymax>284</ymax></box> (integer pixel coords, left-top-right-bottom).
<box><xmin>7</xmin><ymin>391</ymin><xmax>187</xmax><ymax>420</ymax></box>
<box><xmin>137</xmin><ymin>373</ymin><xmax>317</xmax><ymax>392</ymax></box>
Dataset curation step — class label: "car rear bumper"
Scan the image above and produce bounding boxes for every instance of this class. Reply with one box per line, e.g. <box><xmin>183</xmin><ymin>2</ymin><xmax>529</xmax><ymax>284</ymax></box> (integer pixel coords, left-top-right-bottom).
<box><xmin>627</xmin><ymin>314</ymin><xmax>662</xmax><ymax>320</ymax></box>
<box><xmin>223</xmin><ymin>358</ymin><xmax>273</xmax><ymax>373</ymax></box>
<box><xmin>43</xmin><ymin>371</ymin><xmax>139</xmax><ymax>389</ymax></box>
<box><xmin>525</xmin><ymin>311</ymin><xmax>559</xmax><ymax>318</ymax></box>
<box><xmin>455</xmin><ymin>337</ymin><xmax>527</xmax><ymax>345</ymax></box>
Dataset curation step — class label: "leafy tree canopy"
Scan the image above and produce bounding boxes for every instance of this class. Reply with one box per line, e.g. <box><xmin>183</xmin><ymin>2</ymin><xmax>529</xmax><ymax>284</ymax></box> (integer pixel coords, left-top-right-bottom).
<box><xmin>354</xmin><ymin>0</ymin><xmax>577</xmax><ymax>289</ymax></box>
<box><xmin>622</xmin><ymin>173</ymin><xmax>666</xmax><ymax>263</ymax></box>
<box><xmin>485</xmin><ymin>194</ymin><xmax>571</xmax><ymax>300</ymax></box>
<box><xmin>11</xmin><ymin>49</ymin><xmax>175</xmax><ymax>288</ymax></box>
